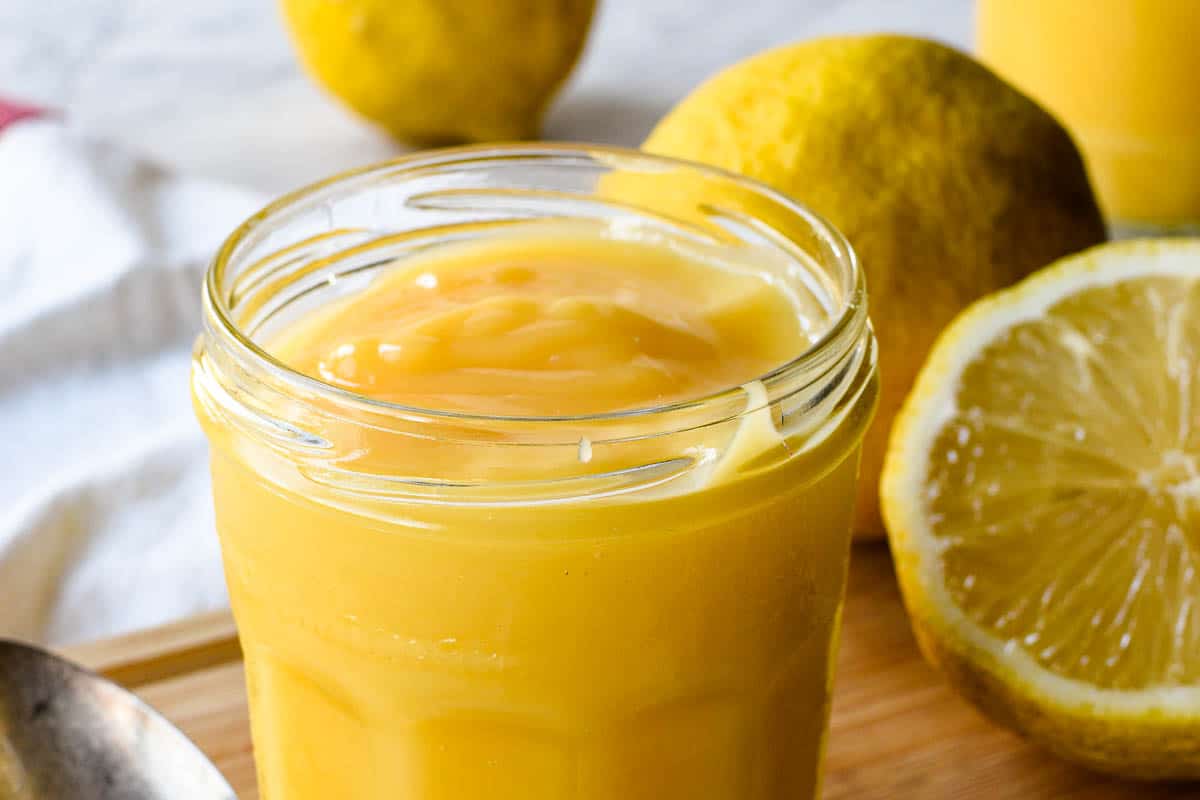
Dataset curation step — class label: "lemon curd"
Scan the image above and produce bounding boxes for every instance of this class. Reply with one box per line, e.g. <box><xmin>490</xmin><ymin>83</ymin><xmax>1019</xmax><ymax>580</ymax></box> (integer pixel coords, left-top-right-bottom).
<box><xmin>192</xmin><ymin>149</ymin><xmax>877</xmax><ymax>800</ymax></box>
<box><xmin>273</xmin><ymin>235</ymin><xmax>807</xmax><ymax>417</ymax></box>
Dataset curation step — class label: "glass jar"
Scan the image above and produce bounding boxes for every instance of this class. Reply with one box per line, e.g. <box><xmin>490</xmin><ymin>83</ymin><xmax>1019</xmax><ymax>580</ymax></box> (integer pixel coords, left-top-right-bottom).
<box><xmin>978</xmin><ymin>0</ymin><xmax>1200</xmax><ymax>234</ymax></box>
<box><xmin>191</xmin><ymin>145</ymin><xmax>877</xmax><ymax>800</ymax></box>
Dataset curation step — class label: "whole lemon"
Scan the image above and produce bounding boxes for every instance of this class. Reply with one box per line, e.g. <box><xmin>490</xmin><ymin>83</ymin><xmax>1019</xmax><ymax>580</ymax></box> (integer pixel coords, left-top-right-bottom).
<box><xmin>643</xmin><ymin>35</ymin><xmax>1107</xmax><ymax>538</ymax></box>
<box><xmin>279</xmin><ymin>0</ymin><xmax>597</xmax><ymax>144</ymax></box>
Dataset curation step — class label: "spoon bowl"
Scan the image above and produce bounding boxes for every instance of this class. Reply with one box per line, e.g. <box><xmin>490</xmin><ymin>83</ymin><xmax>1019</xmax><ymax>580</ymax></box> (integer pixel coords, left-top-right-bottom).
<box><xmin>0</xmin><ymin>639</ymin><xmax>235</xmax><ymax>799</ymax></box>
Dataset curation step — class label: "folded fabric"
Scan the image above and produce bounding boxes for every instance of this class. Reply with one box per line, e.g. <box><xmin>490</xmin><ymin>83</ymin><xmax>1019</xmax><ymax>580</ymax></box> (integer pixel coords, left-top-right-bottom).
<box><xmin>0</xmin><ymin>111</ymin><xmax>264</xmax><ymax>645</ymax></box>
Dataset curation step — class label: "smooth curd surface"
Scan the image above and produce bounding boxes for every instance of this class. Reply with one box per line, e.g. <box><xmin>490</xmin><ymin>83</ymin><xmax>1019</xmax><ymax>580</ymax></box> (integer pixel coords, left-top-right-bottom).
<box><xmin>272</xmin><ymin>233</ymin><xmax>809</xmax><ymax>416</ymax></box>
<box><xmin>197</xmin><ymin>228</ymin><xmax>874</xmax><ymax>800</ymax></box>
<box><xmin>978</xmin><ymin>1</ymin><xmax>1200</xmax><ymax>227</ymax></box>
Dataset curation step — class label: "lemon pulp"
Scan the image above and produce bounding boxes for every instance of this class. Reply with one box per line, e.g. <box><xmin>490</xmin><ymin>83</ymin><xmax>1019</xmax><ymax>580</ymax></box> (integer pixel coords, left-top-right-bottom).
<box><xmin>926</xmin><ymin>274</ymin><xmax>1200</xmax><ymax>690</ymax></box>
<box><xmin>883</xmin><ymin>240</ymin><xmax>1200</xmax><ymax>778</ymax></box>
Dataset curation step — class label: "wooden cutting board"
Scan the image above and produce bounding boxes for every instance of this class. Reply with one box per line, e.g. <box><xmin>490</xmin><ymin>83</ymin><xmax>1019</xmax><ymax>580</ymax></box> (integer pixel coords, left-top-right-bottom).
<box><xmin>60</xmin><ymin>545</ymin><xmax>1197</xmax><ymax>799</ymax></box>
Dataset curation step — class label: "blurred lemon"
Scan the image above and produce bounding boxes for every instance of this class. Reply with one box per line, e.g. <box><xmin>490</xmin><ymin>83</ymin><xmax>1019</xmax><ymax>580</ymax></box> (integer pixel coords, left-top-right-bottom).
<box><xmin>883</xmin><ymin>239</ymin><xmax>1200</xmax><ymax>778</ymax></box>
<box><xmin>642</xmin><ymin>35</ymin><xmax>1107</xmax><ymax>537</ymax></box>
<box><xmin>279</xmin><ymin>0</ymin><xmax>597</xmax><ymax>144</ymax></box>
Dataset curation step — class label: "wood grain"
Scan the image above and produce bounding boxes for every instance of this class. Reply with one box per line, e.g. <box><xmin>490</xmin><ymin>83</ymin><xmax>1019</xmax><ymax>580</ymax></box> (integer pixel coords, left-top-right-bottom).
<box><xmin>69</xmin><ymin>546</ymin><xmax>1199</xmax><ymax>799</ymax></box>
<box><xmin>62</xmin><ymin>610</ymin><xmax>240</xmax><ymax>688</ymax></box>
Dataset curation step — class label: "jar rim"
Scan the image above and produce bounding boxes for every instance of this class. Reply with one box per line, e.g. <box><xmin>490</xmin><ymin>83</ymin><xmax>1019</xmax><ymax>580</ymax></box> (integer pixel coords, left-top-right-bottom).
<box><xmin>203</xmin><ymin>142</ymin><xmax>867</xmax><ymax>427</ymax></box>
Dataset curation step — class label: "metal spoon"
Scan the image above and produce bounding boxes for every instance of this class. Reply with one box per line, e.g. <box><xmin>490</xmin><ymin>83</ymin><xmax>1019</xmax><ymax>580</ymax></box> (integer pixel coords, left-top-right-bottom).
<box><xmin>0</xmin><ymin>639</ymin><xmax>236</xmax><ymax>799</ymax></box>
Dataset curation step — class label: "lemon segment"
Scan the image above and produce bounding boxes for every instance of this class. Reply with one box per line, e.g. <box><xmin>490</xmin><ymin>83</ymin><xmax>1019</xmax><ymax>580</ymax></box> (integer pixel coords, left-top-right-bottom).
<box><xmin>883</xmin><ymin>239</ymin><xmax>1200</xmax><ymax>778</ymax></box>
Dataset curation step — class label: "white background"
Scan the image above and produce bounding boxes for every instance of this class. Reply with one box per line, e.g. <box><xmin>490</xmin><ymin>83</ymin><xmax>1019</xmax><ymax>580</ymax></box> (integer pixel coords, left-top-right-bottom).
<box><xmin>2</xmin><ymin>0</ymin><xmax>972</xmax><ymax>192</ymax></box>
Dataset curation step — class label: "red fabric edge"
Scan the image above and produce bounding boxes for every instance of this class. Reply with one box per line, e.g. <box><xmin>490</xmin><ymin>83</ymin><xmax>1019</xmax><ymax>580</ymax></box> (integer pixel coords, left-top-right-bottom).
<box><xmin>0</xmin><ymin>99</ymin><xmax>47</xmax><ymax>133</ymax></box>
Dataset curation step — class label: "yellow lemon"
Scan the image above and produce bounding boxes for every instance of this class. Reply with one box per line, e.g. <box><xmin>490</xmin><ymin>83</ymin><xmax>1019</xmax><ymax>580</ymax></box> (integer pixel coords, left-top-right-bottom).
<box><xmin>642</xmin><ymin>35</ymin><xmax>1107</xmax><ymax>537</ymax></box>
<box><xmin>883</xmin><ymin>239</ymin><xmax>1200</xmax><ymax>779</ymax></box>
<box><xmin>279</xmin><ymin>0</ymin><xmax>596</xmax><ymax>144</ymax></box>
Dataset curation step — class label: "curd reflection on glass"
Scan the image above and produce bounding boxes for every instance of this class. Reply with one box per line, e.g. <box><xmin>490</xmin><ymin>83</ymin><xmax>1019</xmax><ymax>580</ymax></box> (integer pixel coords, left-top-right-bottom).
<box><xmin>977</xmin><ymin>0</ymin><xmax>1200</xmax><ymax>231</ymax></box>
<box><xmin>192</xmin><ymin>147</ymin><xmax>878</xmax><ymax>800</ymax></box>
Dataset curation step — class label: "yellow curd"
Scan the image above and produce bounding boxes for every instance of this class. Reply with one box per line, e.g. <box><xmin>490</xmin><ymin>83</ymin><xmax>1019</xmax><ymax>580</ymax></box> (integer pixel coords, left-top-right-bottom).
<box><xmin>192</xmin><ymin>148</ymin><xmax>877</xmax><ymax>800</ymax></box>
<box><xmin>273</xmin><ymin>234</ymin><xmax>806</xmax><ymax>417</ymax></box>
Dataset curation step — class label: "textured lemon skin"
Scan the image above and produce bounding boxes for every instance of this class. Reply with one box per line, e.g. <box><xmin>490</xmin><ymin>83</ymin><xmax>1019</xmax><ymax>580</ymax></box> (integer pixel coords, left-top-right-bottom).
<box><xmin>642</xmin><ymin>35</ymin><xmax>1107</xmax><ymax>538</ymax></box>
<box><xmin>912</xmin><ymin>623</ymin><xmax>1200</xmax><ymax>780</ymax></box>
<box><xmin>280</xmin><ymin>0</ymin><xmax>596</xmax><ymax>144</ymax></box>
<box><xmin>883</xmin><ymin>240</ymin><xmax>1200</xmax><ymax>780</ymax></box>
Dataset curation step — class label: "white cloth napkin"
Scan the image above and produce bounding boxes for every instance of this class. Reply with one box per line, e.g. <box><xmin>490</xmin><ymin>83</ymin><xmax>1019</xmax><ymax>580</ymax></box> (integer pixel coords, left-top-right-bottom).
<box><xmin>0</xmin><ymin>118</ymin><xmax>264</xmax><ymax>645</ymax></box>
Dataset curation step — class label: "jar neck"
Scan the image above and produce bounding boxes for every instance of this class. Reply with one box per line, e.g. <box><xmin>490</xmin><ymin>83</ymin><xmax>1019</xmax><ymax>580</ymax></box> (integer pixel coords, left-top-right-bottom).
<box><xmin>195</xmin><ymin>289</ymin><xmax>875</xmax><ymax>503</ymax></box>
<box><xmin>192</xmin><ymin>145</ymin><xmax>877</xmax><ymax>502</ymax></box>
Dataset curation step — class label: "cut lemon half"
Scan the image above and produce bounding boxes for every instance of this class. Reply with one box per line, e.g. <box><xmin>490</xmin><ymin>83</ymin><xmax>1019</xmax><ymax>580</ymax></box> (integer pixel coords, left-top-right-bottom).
<box><xmin>882</xmin><ymin>239</ymin><xmax>1200</xmax><ymax>779</ymax></box>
